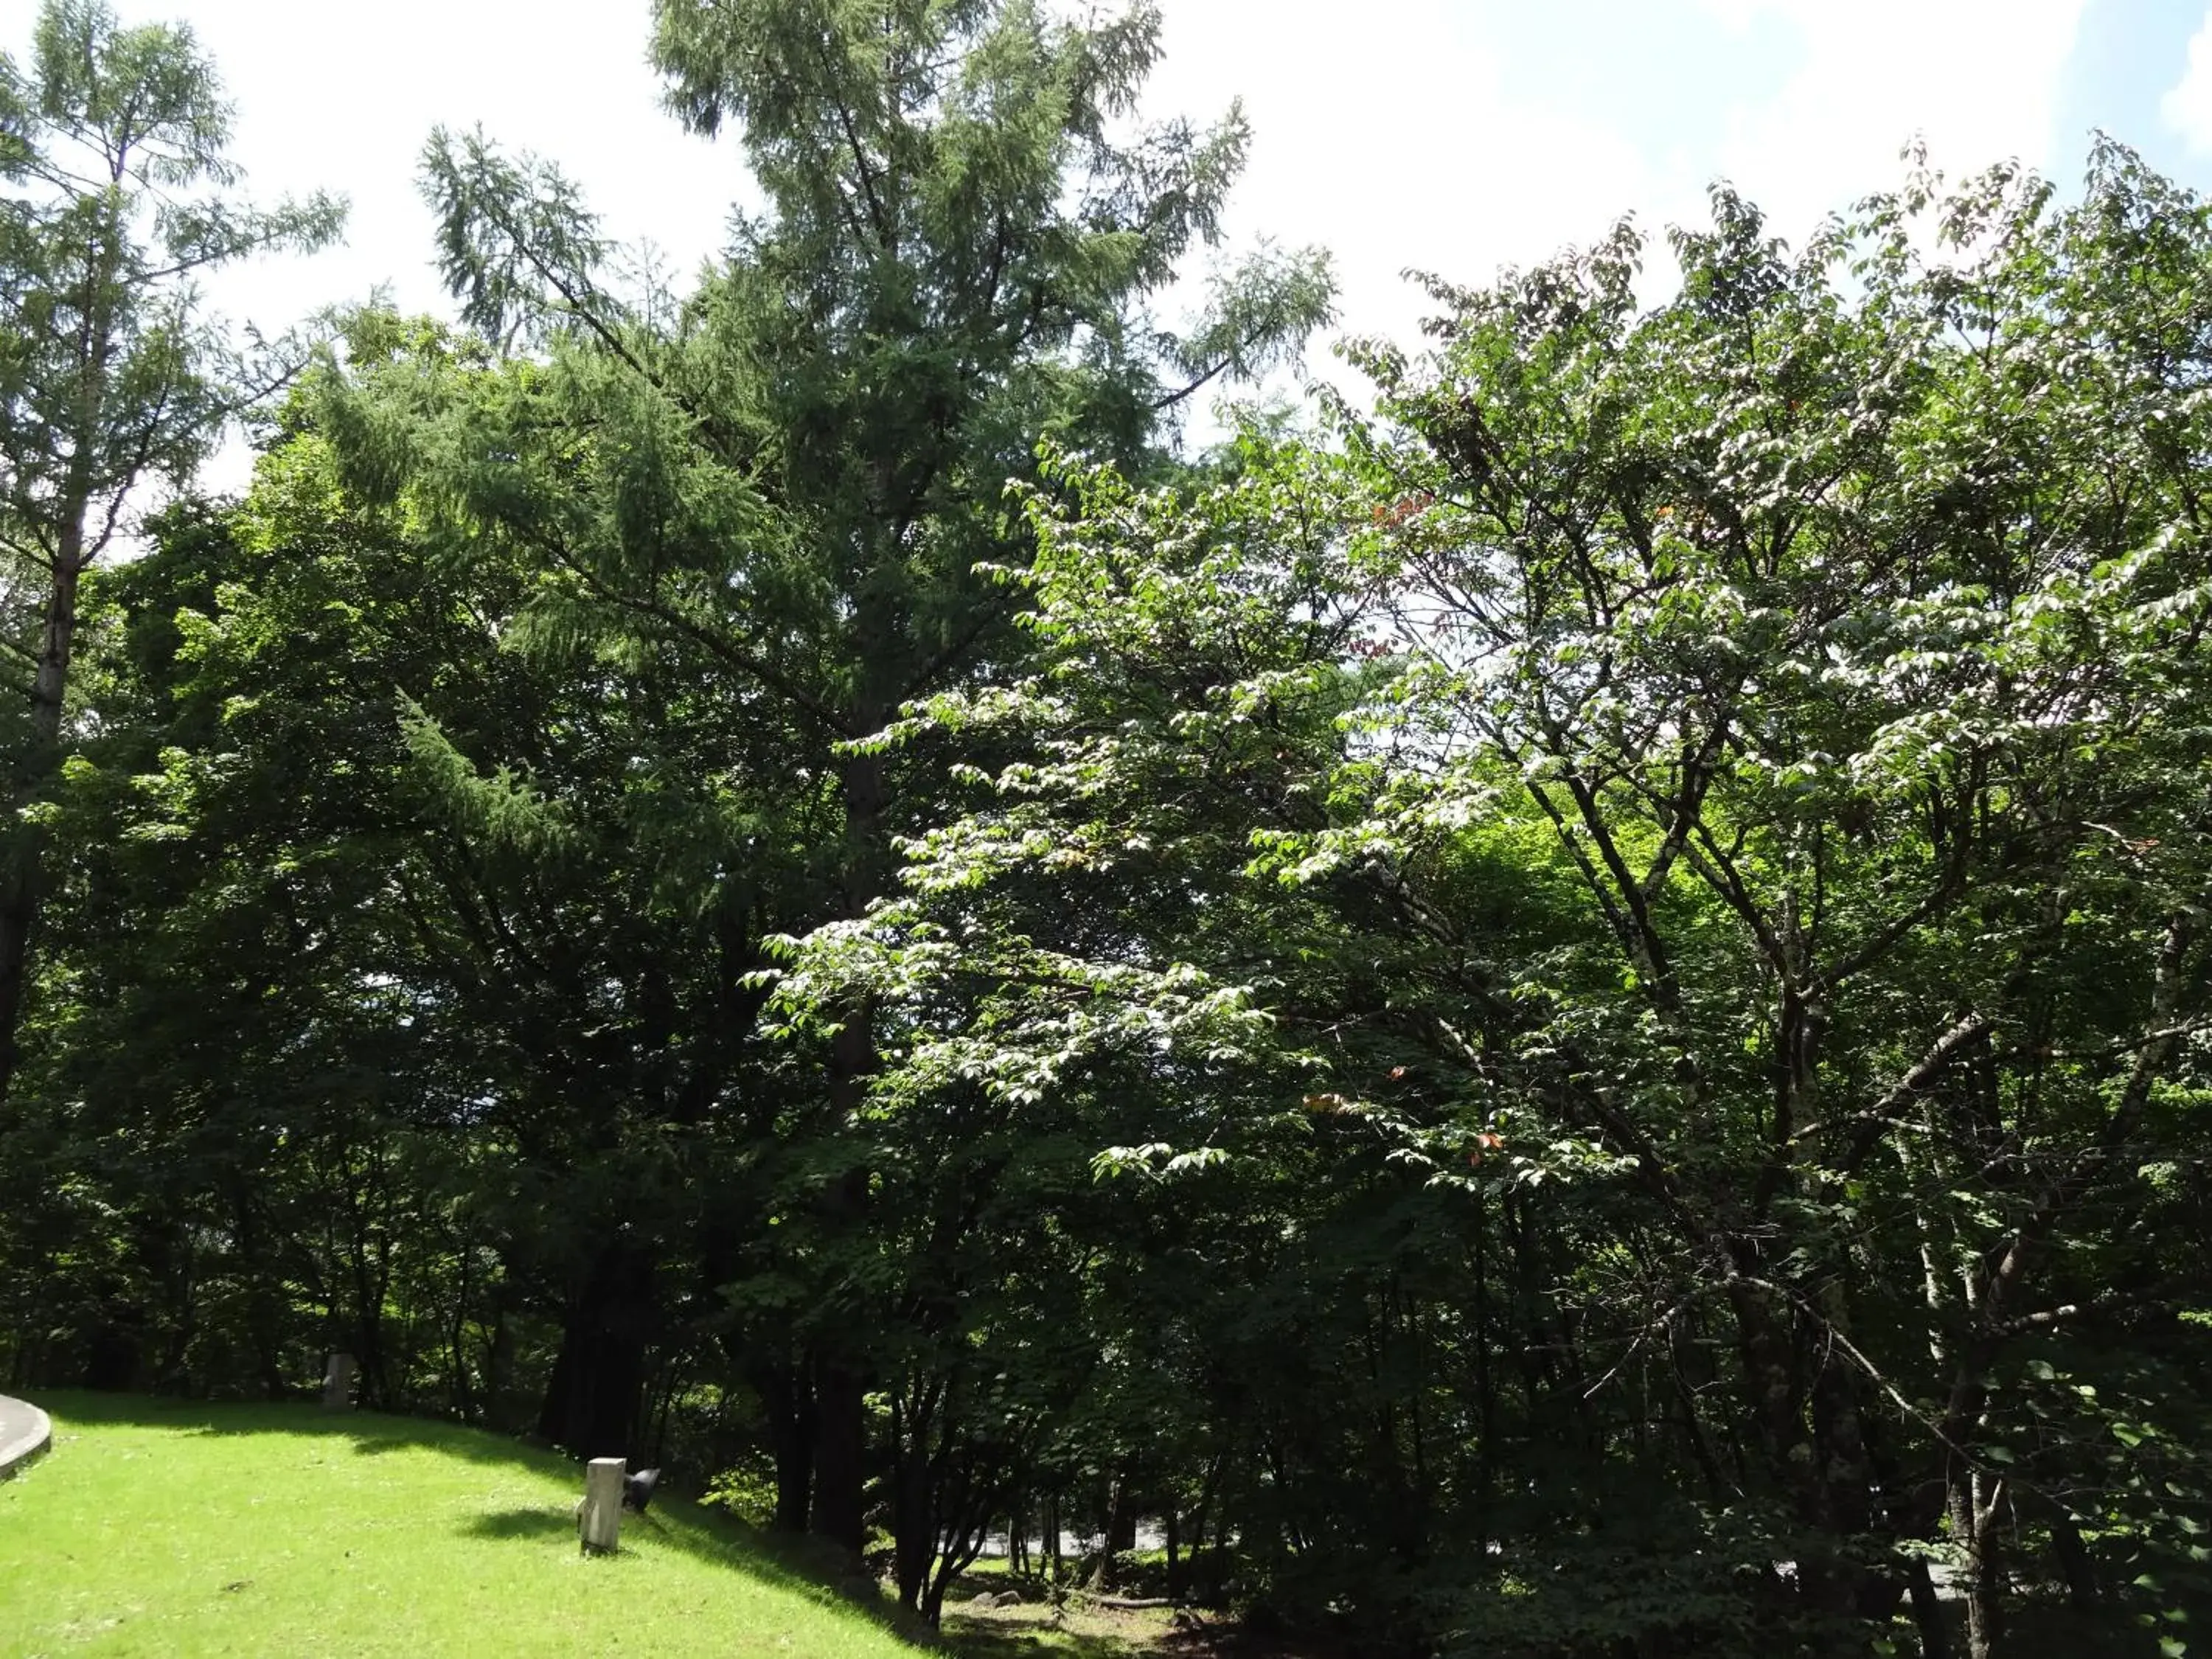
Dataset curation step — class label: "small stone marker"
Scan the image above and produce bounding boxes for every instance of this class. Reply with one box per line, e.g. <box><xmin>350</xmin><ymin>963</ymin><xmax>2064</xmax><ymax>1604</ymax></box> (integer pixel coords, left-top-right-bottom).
<box><xmin>321</xmin><ymin>1352</ymin><xmax>358</xmax><ymax>1411</ymax></box>
<box><xmin>580</xmin><ymin>1457</ymin><xmax>625</xmax><ymax>1554</ymax></box>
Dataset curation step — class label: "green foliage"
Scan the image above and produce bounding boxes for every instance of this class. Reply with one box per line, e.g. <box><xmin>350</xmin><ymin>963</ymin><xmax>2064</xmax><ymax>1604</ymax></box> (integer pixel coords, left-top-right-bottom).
<box><xmin>779</xmin><ymin>141</ymin><xmax>2212</xmax><ymax>1654</ymax></box>
<box><xmin>0</xmin><ymin>0</ymin><xmax>342</xmax><ymax>1101</ymax></box>
<box><xmin>9</xmin><ymin>6</ymin><xmax>2212</xmax><ymax>1656</ymax></box>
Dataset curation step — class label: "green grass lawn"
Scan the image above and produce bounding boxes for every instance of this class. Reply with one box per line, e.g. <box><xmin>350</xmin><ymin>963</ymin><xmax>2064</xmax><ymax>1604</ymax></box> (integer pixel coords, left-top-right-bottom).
<box><xmin>0</xmin><ymin>1392</ymin><xmax>1077</xmax><ymax>1659</ymax></box>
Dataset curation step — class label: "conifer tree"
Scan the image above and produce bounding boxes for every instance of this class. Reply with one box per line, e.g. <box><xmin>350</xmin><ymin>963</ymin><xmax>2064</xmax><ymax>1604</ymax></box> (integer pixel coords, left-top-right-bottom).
<box><xmin>0</xmin><ymin>0</ymin><xmax>341</xmax><ymax>1095</ymax></box>
<box><xmin>349</xmin><ymin>0</ymin><xmax>1331</xmax><ymax>1576</ymax></box>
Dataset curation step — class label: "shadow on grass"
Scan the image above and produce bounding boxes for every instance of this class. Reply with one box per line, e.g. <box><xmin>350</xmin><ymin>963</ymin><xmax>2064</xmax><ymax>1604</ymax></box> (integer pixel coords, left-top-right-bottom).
<box><xmin>30</xmin><ymin>1389</ymin><xmax>686</xmax><ymax>1503</ymax></box>
<box><xmin>30</xmin><ymin>1391</ymin><xmax>940</xmax><ymax>1649</ymax></box>
<box><xmin>39</xmin><ymin>1390</ymin><xmax>549</xmax><ymax>1470</ymax></box>
<box><xmin>459</xmin><ymin>1506</ymin><xmax>576</xmax><ymax>1542</ymax></box>
<box><xmin>32</xmin><ymin>1394</ymin><xmax>1211</xmax><ymax>1657</ymax></box>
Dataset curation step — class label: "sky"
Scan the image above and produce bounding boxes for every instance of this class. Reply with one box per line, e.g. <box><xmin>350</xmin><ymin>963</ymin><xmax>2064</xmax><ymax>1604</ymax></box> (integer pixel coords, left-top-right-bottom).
<box><xmin>13</xmin><ymin>0</ymin><xmax>2212</xmax><ymax>483</ymax></box>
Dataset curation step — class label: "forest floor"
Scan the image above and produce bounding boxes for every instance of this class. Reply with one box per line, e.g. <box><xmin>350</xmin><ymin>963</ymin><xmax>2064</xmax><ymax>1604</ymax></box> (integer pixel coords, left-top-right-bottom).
<box><xmin>936</xmin><ymin>1587</ymin><xmax>1339</xmax><ymax>1659</ymax></box>
<box><xmin>0</xmin><ymin>1392</ymin><xmax>1284</xmax><ymax>1659</ymax></box>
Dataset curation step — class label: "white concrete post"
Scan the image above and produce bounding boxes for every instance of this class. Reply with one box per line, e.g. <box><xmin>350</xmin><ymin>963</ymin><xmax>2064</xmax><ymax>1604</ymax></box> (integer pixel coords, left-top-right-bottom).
<box><xmin>321</xmin><ymin>1352</ymin><xmax>358</xmax><ymax>1411</ymax></box>
<box><xmin>581</xmin><ymin>1457</ymin><xmax>625</xmax><ymax>1554</ymax></box>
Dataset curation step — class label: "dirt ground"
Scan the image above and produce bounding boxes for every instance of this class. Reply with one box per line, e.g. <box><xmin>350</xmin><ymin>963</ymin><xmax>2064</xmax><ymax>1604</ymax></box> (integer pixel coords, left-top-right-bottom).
<box><xmin>938</xmin><ymin>1582</ymin><xmax>1349</xmax><ymax>1659</ymax></box>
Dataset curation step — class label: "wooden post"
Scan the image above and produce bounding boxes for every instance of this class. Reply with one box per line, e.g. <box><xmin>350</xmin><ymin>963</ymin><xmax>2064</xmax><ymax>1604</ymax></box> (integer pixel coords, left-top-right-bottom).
<box><xmin>321</xmin><ymin>1352</ymin><xmax>358</xmax><ymax>1411</ymax></box>
<box><xmin>580</xmin><ymin>1457</ymin><xmax>625</xmax><ymax>1554</ymax></box>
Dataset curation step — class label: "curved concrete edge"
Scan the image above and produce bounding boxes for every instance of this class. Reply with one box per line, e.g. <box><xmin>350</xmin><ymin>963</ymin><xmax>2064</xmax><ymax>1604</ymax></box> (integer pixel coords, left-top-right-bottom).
<box><xmin>0</xmin><ymin>1394</ymin><xmax>52</xmax><ymax>1479</ymax></box>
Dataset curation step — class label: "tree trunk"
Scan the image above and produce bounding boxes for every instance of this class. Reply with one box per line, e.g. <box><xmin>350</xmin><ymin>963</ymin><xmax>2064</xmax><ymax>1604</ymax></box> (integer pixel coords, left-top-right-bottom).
<box><xmin>80</xmin><ymin>1290</ymin><xmax>143</xmax><ymax>1391</ymax></box>
<box><xmin>2048</xmin><ymin>1506</ymin><xmax>2100</xmax><ymax>1613</ymax></box>
<box><xmin>1905</xmin><ymin>1556</ymin><xmax>1953</xmax><ymax>1659</ymax></box>
<box><xmin>1180</xmin><ymin>1455</ymin><xmax>1222</xmax><ymax>1601</ymax></box>
<box><xmin>1094</xmin><ymin>1466</ymin><xmax>1135</xmax><ymax>1588</ymax></box>
<box><xmin>809</xmin><ymin>910</ymin><xmax>878</xmax><ymax>1555</ymax></box>
<box><xmin>1728</xmin><ymin>1269</ymin><xmax>1893</xmax><ymax>1630</ymax></box>
<box><xmin>810</xmin><ymin>1354</ymin><xmax>867</xmax><ymax>1554</ymax></box>
<box><xmin>757</xmin><ymin>1357</ymin><xmax>816</xmax><ymax>1532</ymax></box>
<box><xmin>448</xmin><ymin>1240</ymin><xmax>475</xmax><ymax>1421</ymax></box>
<box><xmin>0</xmin><ymin>544</ymin><xmax>85</xmax><ymax>1103</ymax></box>
<box><xmin>484</xmin><ymin>1302</ymin><xmax>513</xmax><ymax>1425</ymax></box>
<box><xmin>1949</xmin><ymin>1462</ymin><xmax>2005</xmax><ymax>1659</ymax></box>
<box><xmin>536</xmin><ymin>1240</ymin><xmax>653</xmax><ymax>1458</ymax></box>
<box><xmin>893</xmin><ymin>1436</ymin><xmax>933</xmax><ymax>1615</ymax></box>
<box><xmin>798</xmin><ymin>636</ymin><xmax>894</xmax><ymax>1557</ymax></box>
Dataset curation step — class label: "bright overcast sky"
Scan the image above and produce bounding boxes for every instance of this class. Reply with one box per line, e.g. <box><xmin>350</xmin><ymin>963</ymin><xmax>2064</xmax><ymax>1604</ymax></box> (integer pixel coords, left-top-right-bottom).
<box><xmin>14</xmin><ymin>0</ymin><xmax>2212</xmax><ymax>483</ymax></box>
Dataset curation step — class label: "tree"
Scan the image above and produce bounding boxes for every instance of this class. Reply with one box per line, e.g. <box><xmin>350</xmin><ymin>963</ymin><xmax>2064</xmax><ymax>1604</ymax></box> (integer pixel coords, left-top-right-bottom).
<box><xmin>0</xmin><ymin>0</ymin><xmax>342</xmax><ymax>1096</ymax></box>
<box><xmin>29</xmin><ymin>9</ymin><xmax>2212</xmax><ymax>1653</ymax></box>
<box><xmin>782</xmin><ymin>145</ymin><xmax>2212</xmax><ymax>1655</ymax></box>
<box><xmin>325</xmin><ymin>0</ymin><xmax>1331</xmax><ymax>1587</ymax></box>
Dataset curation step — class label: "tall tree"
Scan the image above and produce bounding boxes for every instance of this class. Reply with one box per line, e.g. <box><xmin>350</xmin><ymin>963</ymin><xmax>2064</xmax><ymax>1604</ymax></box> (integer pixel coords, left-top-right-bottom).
<box><xmin>344</xmin><ymin>0</ymin><xmax>1331</xmax><ymax>1574</ymax></box>
<box><xmin>0</xmin><ymin>0</ymin><xmax>342</xmax><ymax>1095</ymax></box>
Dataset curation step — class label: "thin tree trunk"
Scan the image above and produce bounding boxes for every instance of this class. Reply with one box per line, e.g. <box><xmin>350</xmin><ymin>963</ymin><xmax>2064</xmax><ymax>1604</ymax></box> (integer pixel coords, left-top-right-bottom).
<box><xmin>1949</xmin><ymin>1463</ymin><xmax>2005</xmax><ymax>1659</ymax></box>
<box><xmin>2048</xmin><ymin>1505</ymin><xmax>2100</xmax><ymax>1613</ymax></box>
<box><xmin>893</xmin><ymin>1422</ymin><xmax>932</xmax><ymax>1614</ymax></box>
<box><xmin>1905</xmin><ymin>1555</ymin><xmax>1953</xmax><ymax>1659</ymax></box>
<box><xmin>810</xmin><ymin>717</ymin><xmax>886</xmax><ymax>1556</ymax></box>
<box><xmin>1095</xmin><ymin>1464</ymin><xmax>1135</xmax><ymax>1588</ymax></box>
<box><xmin>449</xmin><ymin>1229</ymin><xmax>474</xmax><ymax>1420</ymax></box>
<box><xmin>1471</xmin><ymin>1192</ymin><xmax>1498</xmax><ymax>1542</ymax></box>
<box><xmin>1181</xmin><ymin>1455</ymin><xmax>1222</xmax><ymax>1601</ymax></box>
<box><xmin>811</xmin><ymin>1354</ymin><xmax>868</xmax><ymax>1554</ymax></box>
<box><xmin>759</xmin><ymin>1357</ymin><xmax>816</xmax><ymax>1533</ymax></box>
<box><xmin>0</xmin><ymin>540</ymin><xmax>86</xmax><ymax>1102</ymax></box>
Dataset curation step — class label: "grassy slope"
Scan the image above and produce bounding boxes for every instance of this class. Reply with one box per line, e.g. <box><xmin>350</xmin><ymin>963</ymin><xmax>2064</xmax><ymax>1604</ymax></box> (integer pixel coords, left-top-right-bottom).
<box><xmin>0</xmin><ymin>1392</ymin><xmax>932</xmax><ymax>1659</ymax></box>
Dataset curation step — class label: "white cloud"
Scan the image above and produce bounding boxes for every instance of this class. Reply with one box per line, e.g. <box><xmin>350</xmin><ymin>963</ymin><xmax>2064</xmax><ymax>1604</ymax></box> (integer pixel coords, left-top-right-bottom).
<box><xmin>6</xmin><ymin>0</ymin><xmax>2102</xmax><ymax>475</ymax></box>
<box><xmin>1144</xmin><ymin>0</ymin><xmax>1671</xmax><ymax>416</ymax></box>
<box><xmin>1705</xmin><ymin>0</ymin><xmax>2090</xmax><ymax>242</ymax></box>
<box><xmin>173</xmin><ymin>0</ymin><xmax>742</xmax><ymax>326</ymax></box>
<box><xmin>2163</xmin><ymin>9</ymin><xmax>2212</xmax><ymax>153</ymax></box>
<box><xmin>11</xmin><ymin>0</ymin><xmax>748</xmax><ymax>494</ymax></box>
<box><xmin>1144</xmin><ymin>0</ymin><xmax>2089</xmax><ymax>425</ymax></box>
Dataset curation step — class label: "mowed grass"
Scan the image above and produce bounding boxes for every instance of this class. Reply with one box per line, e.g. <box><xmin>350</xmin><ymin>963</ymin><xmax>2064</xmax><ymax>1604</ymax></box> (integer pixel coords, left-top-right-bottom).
<box><xmin>0</xmin><ymin>1392</ymin><xmax>927</xmax><ymax>1658</ymax></box>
